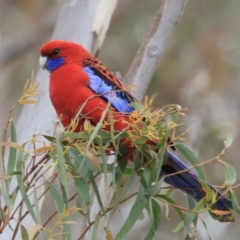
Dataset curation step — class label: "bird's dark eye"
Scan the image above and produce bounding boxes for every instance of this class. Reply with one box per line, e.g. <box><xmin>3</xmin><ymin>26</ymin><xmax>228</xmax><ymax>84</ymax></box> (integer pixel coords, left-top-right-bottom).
<box><xmin>52</xmin><ymin>48</ymin><xmax>60</xmax><ymax>55</ymax></box>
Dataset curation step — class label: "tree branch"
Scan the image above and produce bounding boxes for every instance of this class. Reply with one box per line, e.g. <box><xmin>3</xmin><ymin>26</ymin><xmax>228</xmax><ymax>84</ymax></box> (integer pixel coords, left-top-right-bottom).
<box><xmin>124</xmin><ymin>0</ymin><xmax>187</xmax><ymax>101</ymax></box>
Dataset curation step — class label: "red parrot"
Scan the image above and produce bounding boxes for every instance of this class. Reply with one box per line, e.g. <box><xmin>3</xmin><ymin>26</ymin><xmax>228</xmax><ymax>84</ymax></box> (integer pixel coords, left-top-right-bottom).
<box><xmin>39</xmin><ymin>40</ymin><xmax>233</xmax><ymax>221</ymax></box>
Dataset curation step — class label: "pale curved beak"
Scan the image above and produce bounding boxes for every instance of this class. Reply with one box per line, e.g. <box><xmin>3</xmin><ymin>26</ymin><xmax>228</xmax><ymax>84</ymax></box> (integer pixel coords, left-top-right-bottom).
<box><xmin>39</xmin><ymin>56</ymin><xmax>48</xmax><ymax>69</ymax></box>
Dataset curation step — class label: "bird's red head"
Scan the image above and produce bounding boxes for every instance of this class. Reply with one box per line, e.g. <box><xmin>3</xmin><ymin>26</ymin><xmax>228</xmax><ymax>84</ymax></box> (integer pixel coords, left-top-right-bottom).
<box><xmin>39</xmin><ymin>40</ymin><xmax>92</xmax><ymax>72</ymax></box>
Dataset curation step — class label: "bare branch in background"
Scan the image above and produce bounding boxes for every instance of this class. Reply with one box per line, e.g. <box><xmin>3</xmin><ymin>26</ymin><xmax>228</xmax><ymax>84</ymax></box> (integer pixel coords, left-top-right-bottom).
<box><xmin>124</xmin><ymin>0</ymin><xmax>187</xmax><ymax>101</ymax></box>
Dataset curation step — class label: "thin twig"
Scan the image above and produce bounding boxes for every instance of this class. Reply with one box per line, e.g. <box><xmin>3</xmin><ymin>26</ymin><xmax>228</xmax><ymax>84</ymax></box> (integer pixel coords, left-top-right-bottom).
<box><xmin>163</xmin><ymin>149</ymin><xmax>227</xmax><ymax>179</ymax></box>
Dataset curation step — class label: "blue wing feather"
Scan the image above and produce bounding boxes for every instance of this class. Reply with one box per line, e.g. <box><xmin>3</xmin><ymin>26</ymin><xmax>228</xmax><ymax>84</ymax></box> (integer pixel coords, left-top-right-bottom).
<box><xmin>83</xmin><ymin>67</ymin><xmax>135</xmax><ymax>113</ymax></box>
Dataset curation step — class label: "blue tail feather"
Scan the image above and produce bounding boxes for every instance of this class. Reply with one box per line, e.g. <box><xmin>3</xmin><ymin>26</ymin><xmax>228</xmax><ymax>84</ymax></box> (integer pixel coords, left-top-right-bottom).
<box><xmin>160</xmin><ymin>152</ymin><xmax>233</xmax><ymax>216</ymax></box>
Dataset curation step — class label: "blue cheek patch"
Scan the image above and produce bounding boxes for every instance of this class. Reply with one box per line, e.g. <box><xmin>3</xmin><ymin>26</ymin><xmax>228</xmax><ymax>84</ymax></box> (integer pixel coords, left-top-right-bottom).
<box><xmin>46</xmin><ymin>57</ymin><xmax>64</xmax><ymax>72</ymax></box>
<box><xmin>83</xmin><ymin>67</ymin><xmax>135</xmax><ymax>114</ymax></box>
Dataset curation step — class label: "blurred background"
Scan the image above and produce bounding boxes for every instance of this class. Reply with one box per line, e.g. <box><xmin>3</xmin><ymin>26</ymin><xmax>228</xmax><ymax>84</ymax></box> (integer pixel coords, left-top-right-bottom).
<box><xmin>1</xmin><ymin>0</ymin><xmax>240</xmax><ymax>239</ymax></box>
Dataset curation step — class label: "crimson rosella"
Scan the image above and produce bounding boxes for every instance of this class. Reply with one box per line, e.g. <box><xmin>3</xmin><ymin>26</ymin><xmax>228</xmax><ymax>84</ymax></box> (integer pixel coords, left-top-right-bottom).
<box><xmin>39</xmin><ymin>40</ymin><xmax>233</xmax><ymax>221</ymax></box>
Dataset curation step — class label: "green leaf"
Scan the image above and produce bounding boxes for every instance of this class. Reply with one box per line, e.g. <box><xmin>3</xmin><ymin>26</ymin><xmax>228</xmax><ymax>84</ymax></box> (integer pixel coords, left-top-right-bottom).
<box><xmin>134</xmin><ymin>136</ymin><xmax>148</xmax><ymax>144</ymax></box>
<box><xmin>129</xmin><ymin>102</ymin><xmax>144</xmax><ymax>110</ymax></box>
<box><xmin>183</xmin><ymin>214</ymin><xmax>192</xmax><ymax>234</ymax></box>
<box><xmin>145</xmin><ymin>178</ymin><xmax>164</xmax><ymax>198</ymax></box>
<box><xmin>175</xmin><ymin>143</ymin><xmax>205</xmax><ymax>180</ymax></box>
<box><xmin>7</xmin><ymin>121</ymin><xmax>17</xmax><ymax>177</ymax></box>
<box><xmin>75</xmin><ymin>175</ymin><xmax>90</xmax><ymax>205</ymax></box>
<box><xmin>144</xmin><ymin>198</ymin><xmax>161</xmax><ymax>240</ymax></box>
<box><xmin>188</xmin><ymin>195</ymin><xmax>197</xmax><ymax>211</ymax></box>
<box><xmin>11</xmin><ymin>171</ymin><xmax>22</xmax><ymax>175</ymax></box>
<box><xmin>111</xmin><ymin>168</ymin><xmax>136</xmax><ymax>208</ymax></box>
<box><xmin>138</xmin><ymin>166</ymin><xmax>150</xmax><ymax>189</ymax></box>
<box><xmin>21</xmin><ymin>224</ymin><xmax>29</xmax><ymax>240</ymax></box>
<box><xmin>155</xmin><ymin>194</ymin><xmax>184</xmax><ymax>220</ymax></box>
<box><xmin>62</xmin><ymin>221</ymin><xmax>72</xmax><ymax>240</ymax></box>
<box><xmin>64</xmin><ymin>131</ymin><xmax>90</xmax><ymax>140</ymax></box>
<box><xmin>66</xmin><ymin>157</ymin><xmax>90</xmax><ymax>206</ymax></box>
<box><xmin>97</xmin><ymin>137</ymin><xmax>109</xmax><ymax>197</ymax></box>
<box><xmin>187</xmin><ymin>195</ymin><xmax>198</xmax><ymax>226</ymax></box>
<box><xmin>34</xmin><ymin>186</ymin><xmax>41</xmax><ymax>225</ymax></box>
<box><xmin>60</xmin><ymin>182</ymin><xmax>68</xmax><ymax>206</ymax></box>
<box><xmin>0</xmin><ymin>142</ymin><xmax>3</xmax><ymax>176</ymax></box>
<box><xmin>76</xmin><ymin>191</ymin><xmax>87</xmax><ymax>216</ymax></box>
<box><xmin>224</xmin><ymin>162</ymin><xmax>236</xmax><ymax>187</ymax></box>
<box><xmin>66</xmin><ymin>159</ymin><xmax>90</xmax><ymax>205</ymax></box>
<box><xmin>56</xmin><ymin>135</ymin><xmax>68</xmax><ymax>195</ymax></box>
<box><xmin>230</xmin><ymin>190</ymin><xmax>240</xmax><ymax>214</ymax></box>
<box><xmin>1</xmin><ymin>191</ymin><xmax>14</xmax><ymax>210</ymax></box>
<box><xmin>92</xmin><ymin>212</ymin><xmax>101</xmax><ymax>240</ymax></box>
<box><xmin>69</xmin><ymin>148</ymin><xmax>89</xmax><ymax>177</ymax></box>
<box><xmin>122</xmin><ymin>167</ymin><xmax>133</xmax><ymax>175</ymax></box>
<box><xmin>148</xmin><ymin>152</ymin><xmax>160</xmax><ymax>183</ymax></box>
<box><xmin>86</xmin><ymin>102</ymin><xmax>110</xmax><ymax>149</ymax></box>
<box><xmin>42</xmin><ymin>135</ymin><xmax>55</xmax><ymax>142</ymax></box>
<box><xmin>145</xmin><ymin>150</ymin><xmax>165</xmax><ymax>197</ymax></box>
<box><xmin>48</xmin><ymin>182</ymin><xmax>64</xmax><ymax>213</ymax></box>
<box><xmin>171</xmin><ymin>113</ymin><xmax>178</xmax><ymax>122</ymax></box>
<box><xmin>88</xmin><ymin>171</ymin><xmax>105</xmax><ymax>212</ymax></box>
<box><xmin>49</xmin><ymin>182</ymin><xmax>71</xmax><ymax>240</ymax></box>
<box><xmin>224</xmin><ymin>132</ymin><xmax>233</xmax><ymax>148</ymax></box>
<box><xmin>7</xmin><ymin>187</ymin><xmax>18</xmax><ymax>210</ymax></box>
<box><xmin>133</xmin><ymin>148</ymin><xmax>143</xmax><ymax>171</ymax></box>
<box><xmin>16</xmin><ymin>155</ymin><xmax>38</xmax><ymax>223</ymax></box>
<box><xmin>95</xmin><ymin>129</ymin><xmax>112</xmax><ymax>144</ymax></box>
<box><xmin>115</xmin><ymin>186</ymin><xmax>148</xmax><ymax>240</ymax></box>
<box><xmin>197</xmin><ymin>181</ymin><xmax>213</xmax><ymax>205</ymax></box>
<box><xmin>107</xmin><ymin>106</ymin><xmax>118</xmax><ymax>150</ymax></box>
<box><xmin>173</xmin><ymin>198</ymin><xmax>204</xmax><ymax>232</ymax></box>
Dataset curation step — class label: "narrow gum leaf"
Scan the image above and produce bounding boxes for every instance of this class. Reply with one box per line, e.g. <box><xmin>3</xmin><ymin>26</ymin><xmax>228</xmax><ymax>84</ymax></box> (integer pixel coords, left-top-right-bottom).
<box><xmin>175</xmin><ymin>143</ymin><xmax>205</xmax><ymax>180</ymax></box>
<box><xmin>211</xmin><ymin>209</ymin><xmax>232</xmax><ymax>215</ymax></box>
<box><xmin>21</xmin><ymin>224</ymin><xmax>30</xmax><ymax>240</ymax></box>
<box><xmin>79</xmin><ymin>146</ymin><xmax>100</xmax><ymax>169</ymax></box>
<box><xmin>18</xmin><ymin>100</ymin><xmax>37</xmax><ymax>105</ymax></box>
<box><xmin>1</xmin><ymin>142</ymin><xmax>24</xmax><ymax>152</ymax></box>
<box><xmin>224</xmin><ymin>162</ymin><xmax>236</xmax><ymax>187</ymax></box>
<box><xmin>33</xmin><ymin>145</ymin><xmax>55</xmax><ymax>154</ymax></box>
<box><xmin>115</xmin><ymin>186</ymin><xmax>148</xmax><ymax>240</ymax></box>
<box><xmin>224</xmin><ymin>132</ymin><xmax>233</xmax><ymax>149</ymax></box>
